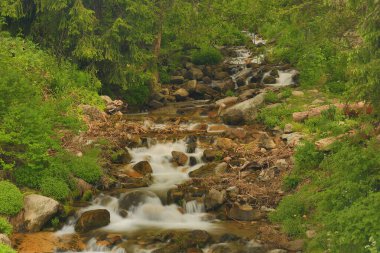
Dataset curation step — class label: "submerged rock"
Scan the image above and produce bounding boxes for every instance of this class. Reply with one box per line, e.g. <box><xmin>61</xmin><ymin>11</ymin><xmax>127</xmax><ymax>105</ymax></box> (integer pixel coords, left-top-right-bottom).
<box><xmin>75</xmin><ymin>209</ymin><xmax>110</xmax><ymax>233</ymax></box>
<box><xmin>118</xmin><ymin>190</ymin><xmax>157</xmax><ymax>210</ymax></box>
<box><xmin>23</xmin><ymin>194</ymin><xmax>60</xmax><ymax>232</ymax></box>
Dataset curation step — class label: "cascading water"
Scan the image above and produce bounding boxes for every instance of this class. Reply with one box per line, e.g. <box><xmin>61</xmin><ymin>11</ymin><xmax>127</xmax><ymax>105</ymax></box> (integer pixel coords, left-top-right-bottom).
<box><xmin>57</xmin><ymin>140</ymin><xmax>217</xmax><ymax>253</ymax></box>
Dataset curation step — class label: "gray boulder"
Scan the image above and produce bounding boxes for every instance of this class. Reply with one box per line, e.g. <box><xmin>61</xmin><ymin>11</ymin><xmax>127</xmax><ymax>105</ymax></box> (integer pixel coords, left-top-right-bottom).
<box><xmin>23</xmin><ymin>194</ymin><xmax>60</xmax><ymax>232</ymax></box>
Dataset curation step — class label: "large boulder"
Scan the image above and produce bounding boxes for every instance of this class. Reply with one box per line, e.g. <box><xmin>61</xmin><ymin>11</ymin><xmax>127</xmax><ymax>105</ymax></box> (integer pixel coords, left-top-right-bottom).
<box><xmin>222</xmin><ymin>109</ymin><xmax>245</xmax><ymax>125</ymax></box>
<box><xmin>222</xmin><ymin>93</ymin><xmax>265</xmax><ymax>125</ymax></box>
<box><xmin>23</xmin><ymin>194</ymin><xmax>60</xmax><ymax>232</ymax></box>
<box><xmin>75</xmin><ymin>209</ymin><xmax>110</xmax><ymax>233</ymax></box>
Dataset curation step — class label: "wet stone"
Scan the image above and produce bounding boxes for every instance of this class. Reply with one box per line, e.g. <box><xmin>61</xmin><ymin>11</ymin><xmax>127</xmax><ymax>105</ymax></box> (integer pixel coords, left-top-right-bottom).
<box><xmin>75</xmin><ymin>209</ymin><xmax>110</xmax><ymax>233</ymax></box>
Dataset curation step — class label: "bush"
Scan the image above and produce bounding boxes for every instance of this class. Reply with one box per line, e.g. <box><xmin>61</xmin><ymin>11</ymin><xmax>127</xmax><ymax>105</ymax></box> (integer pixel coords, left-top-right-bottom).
<box><xmin>269</xmin><ymin>191</ymin><xmax>310</xmax><ymax>237</ymax></box>
<box><xmin>40</xmin><ymin>177</ymin><xmax>70</xmax><ymax>201</ymax></box>
<box><xmin>265</xmin><ymin>90</ymin><xmax>279</xmax><ymax>103</ymax></box>
<box><xmin>0</xmin><ymin>217</ymin><xmax>12</xmax><ymax>236</ymax></box>
<box><xmin>294</xmin><ymin>141</ymin><xmax>324</xmax><ymax>171</ymax></box>
<box><xmin>0</xmin><ymin>181</ymin><xmax>23</xmax><ymax>215</ymax></box>
<box><xmin>283</xmin><ymin>174</ymin><xmax>301</xmax><ymax>191</ymax></box>
<box><xmin>0</xmin><ymin>244</ymin><xmax>16</xmax><ymax>253</ymax></box>
<box><xmin>192</xmin><ymin>47</ymin><xmax>223</xmax><ymax>65</ymax></box>
<box><xmin>69</xmin><ymin>149</ymin><xmax>102</xmax><ymax>184</ymax></box>
<box><xmin>257</xmin><ymin>105</ymin><xmax>295</xmax><ymax>128</ymax></box>
<box><xmin>124</xmin><ymin>84</ymin><xmax>150</xmax><ymax>106</ymax></box>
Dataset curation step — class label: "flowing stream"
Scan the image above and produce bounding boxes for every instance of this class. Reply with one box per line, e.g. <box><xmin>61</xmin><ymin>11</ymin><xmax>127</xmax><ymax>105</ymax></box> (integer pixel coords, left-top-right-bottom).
<box><xmin>52</xmin><ymin>32</ymin><xmax>298</xmax><ymax>253</ymax></box>
<box><xmin>58</xmin><ymin>140</ymin><xmax>217</xmax><ymax>253</ymax></box>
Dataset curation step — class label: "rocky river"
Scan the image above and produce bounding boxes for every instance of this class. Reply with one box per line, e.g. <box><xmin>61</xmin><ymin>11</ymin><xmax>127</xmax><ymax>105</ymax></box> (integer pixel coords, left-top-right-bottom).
<box><xmin>10</xmin><ymin>33</ymin><xmax>304</xmax><ymax>253</ymax></box>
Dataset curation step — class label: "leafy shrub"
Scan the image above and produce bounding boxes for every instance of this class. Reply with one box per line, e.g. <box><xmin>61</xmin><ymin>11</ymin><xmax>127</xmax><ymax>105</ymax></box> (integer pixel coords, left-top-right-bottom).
<box><xmin>0</xmin><ymin>181</ymin><xmax>23</xmax><ymax>215</ymax></box>
<box><xmin>294</xmin><ymin>141</ymin><xmax>324</xmax><ymax>171</ymax></box>
<box><xmin>265</xmin><ymin>90</ymin><xmax>279</xmax><ymax>103</ymax></box>
<box><xmin>0</xmin><ymin>217</ymin><xmax>12</xmax><ymax>236</ymax></box>
<box><xmin>124</xmin><ymin>84</ymin><xmax>150</xmax><ymax>106</ymax></box>
<box><xmin>40</xmin><ymin>177</ymin><xmax>70</xmax><ymax>201</ymax></box>
<box><xmin>258</xmin><ymin>105</ymin><xmax>295</xmax><ymax>128</ymax></box>
<box><xmin>0</xmin><ymin>34</ymin><xmax>101</xmax><ymax>197</ymax></box>
<box><xmin>270</xmin><ymin>191</ymin><xmax>310</xmax><ymax>237</ymax></box>
<box><xmin>69</xmin><ymin>149</ymin><xmax>102</xmax><ymax>184</ymax></box>
<box><xmin>283</xmin><ymin>174</ymin><xmax>301</xmax><ymax>191</ymax></box>
<box><xmin>280</xmin><ymin>88</ymin><xmax>292</xmax><ymax>99</ymax></box>
<box><xmin>192</xmin><ymin>47</ymin><xmax>223</xmax><ymax>65</ymax></box>
<box><xmin>0</xmin><ymin>244</ymin><xmax>16</xmax><ymax>253</ymax></box>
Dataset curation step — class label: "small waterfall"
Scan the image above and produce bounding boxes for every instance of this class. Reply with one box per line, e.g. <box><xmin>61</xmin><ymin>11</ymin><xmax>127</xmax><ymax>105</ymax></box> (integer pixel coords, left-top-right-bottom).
<box><xmin>185</xmin><ymin>200</ymin><xmax>205</xmax><ymax>214</ymax></box>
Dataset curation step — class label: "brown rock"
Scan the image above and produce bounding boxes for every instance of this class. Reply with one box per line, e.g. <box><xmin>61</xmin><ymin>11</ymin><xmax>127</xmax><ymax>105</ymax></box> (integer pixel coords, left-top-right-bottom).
<box><xmin>133</xmin><ymin>161</ymin><xmax>153</xmax><ymax>175</ymax></box>
<box><xmin>174</xmin><ymin>88</ymin><xmax>189</xmax><ymax>101</ymax></box>
<box><xmin>259</xmin><ymin>132</ymin><xmax>276</xmax><ymax>149</ymax></box>
<box><xmin>228</xmin><ymin>203</ymin><xmax>260</xmax><ymax>221</ymax></box>
<box><xmin>215</xmin><ymin>137</ymin><xmax>237</xmax><ymax>150</ymax></box>
<box><xmin>172</xmin><ymin>151</ymin><xmax>189</xmax><ymax>166</ymax></box>
<box><xmin>75</xmin><ymin>209</ymin><xmax>110</xmax><ymax>233</ymax></box>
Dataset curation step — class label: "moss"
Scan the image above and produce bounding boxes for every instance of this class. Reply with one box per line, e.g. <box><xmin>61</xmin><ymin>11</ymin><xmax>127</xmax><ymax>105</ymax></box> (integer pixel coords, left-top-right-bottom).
<box><xmin>0</xmin><ymin>181</ymin><xmax>23</xmax><ymax>216</ymax></box>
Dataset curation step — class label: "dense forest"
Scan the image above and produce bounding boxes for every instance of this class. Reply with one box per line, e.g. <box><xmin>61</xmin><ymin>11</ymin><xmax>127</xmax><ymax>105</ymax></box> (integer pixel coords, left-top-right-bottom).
<box><xmin>0</xmin><ymin>1</ymin><xmax>379</xmax><ymax>253</ymax></box>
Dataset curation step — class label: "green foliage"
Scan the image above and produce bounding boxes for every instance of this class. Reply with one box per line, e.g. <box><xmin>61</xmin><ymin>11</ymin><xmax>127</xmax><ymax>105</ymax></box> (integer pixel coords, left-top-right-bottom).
<box><xmin>50</xmin><ymin>217</ymin><xmax>60</xmax><ymax>230</ymax></box>
<box><xmin>0</xmin><ymin>217</ymin><xmax>12</xmax><ymax>236</ymax></box>
<box><xmin>258</xmin><ymin>104</ymin><xmax>295</xmax><ymax>128</ymax></box>
<box><xmin>40</xmin><ymin>177</ymin><xmax>70</xmax><ymax>201</ymax></box>
<box><xmin>273</xmin><ymin>138</ymin><xmax>380</xmax><ymax>252</ymax></box>
<box><xmin>225</xmin><ymin>90</ymin><xmax>236</xmax><ymax>97</ymax></box>
<box><xmin>68</xmin><ymin>149</ymin><xmax>102</xmax><ymax>184</ymax></box>
<box><xmin>0</xmin><ymin>181</ymin><xmax>23</xmax><ymax>215</ymax></box>
<box><xmin>82</xmin><ymin>190</ymin><xmax>93</xmax><ymax>202</ymax></box>
<box><xmin>270</xmin><ymin>190</ymin><xmax>310</xmax><ymax>237</ymax></box>
<box><xmin>265</xmin><ymin>90</ymin><xmax>279</xmax><ymax>103</ymax></box>
<box><xmin>192</xmin><ymin>47</ymin><xmax>223</xmax><ymax>65</ymax></box>
<box><xmin>294</xmin><ymin>142</ymin><xmax>324</xmax><ymax>171</ymax></box>
<box><xmin>124</xmin><ymin>85</ymin><xmax>151</xmax><ymax>106</ymax></box>
<box><xmin>0</xmin><ymin>244</ymin><xmax>16</xmax><ymax>253</ymax></box>
<box><xmin>0</xmin><ymin>34</ymin><xmax>101</xmax><ymax>199</ymax></box>
<box><xmin>283</xmin><ymin>174</ymin><xmax>301</xmax><ymax>191</ymax></box>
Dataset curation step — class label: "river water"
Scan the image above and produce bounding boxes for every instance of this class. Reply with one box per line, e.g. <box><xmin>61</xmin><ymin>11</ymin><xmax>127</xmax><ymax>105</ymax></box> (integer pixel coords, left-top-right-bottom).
<box><xmin>51</xmin><ymin>32</ymin><xmax>297</xmax><ymax>253</ymax></box>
